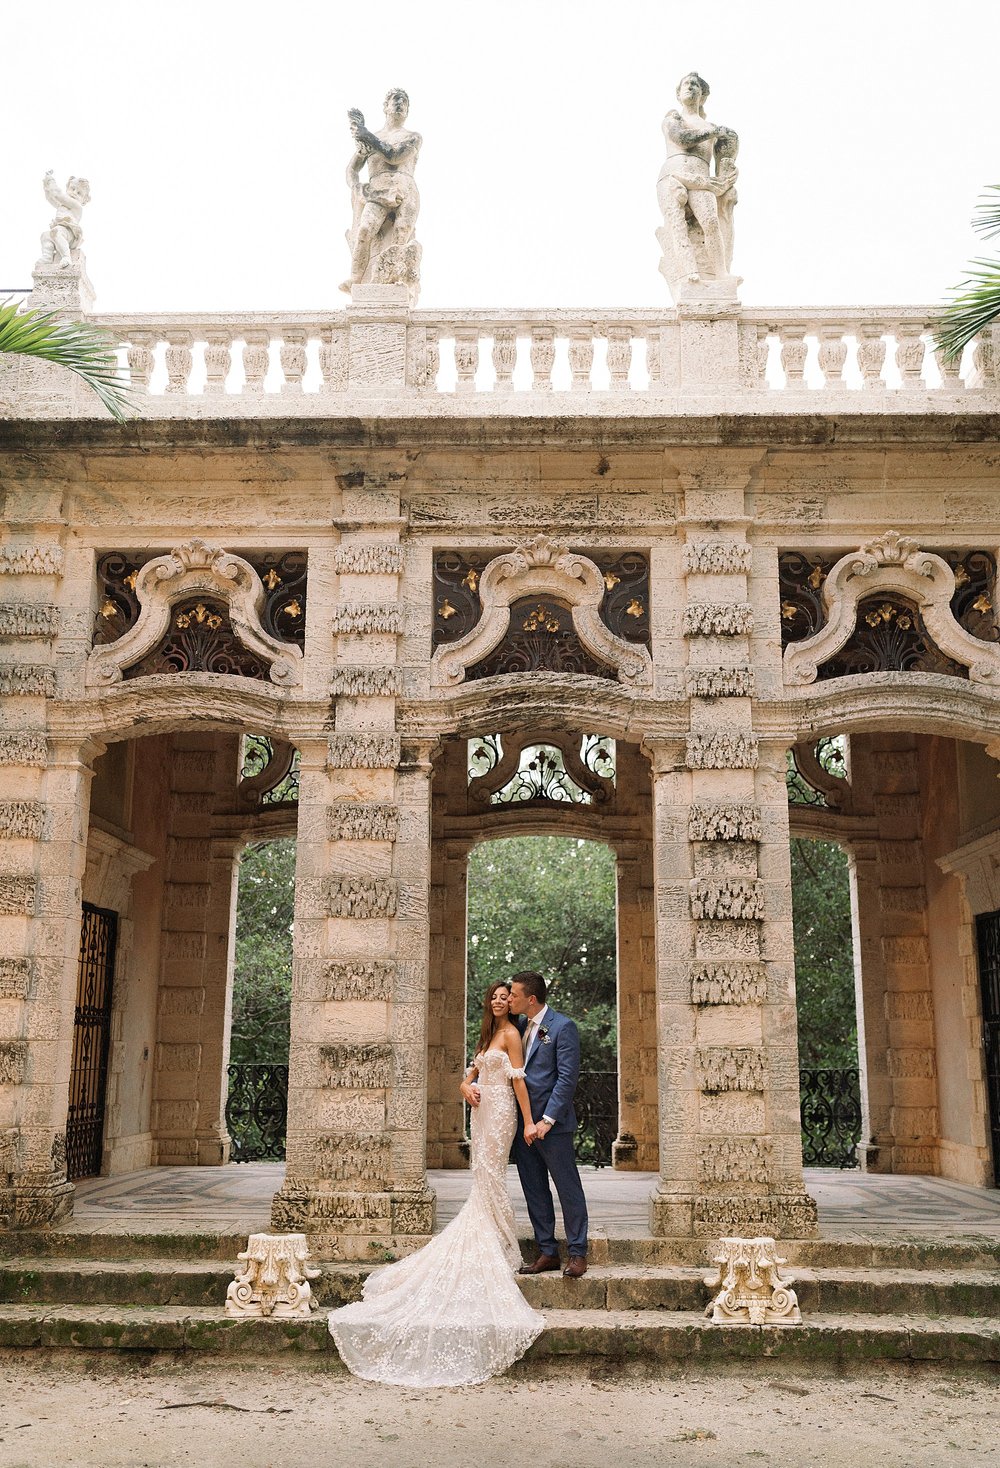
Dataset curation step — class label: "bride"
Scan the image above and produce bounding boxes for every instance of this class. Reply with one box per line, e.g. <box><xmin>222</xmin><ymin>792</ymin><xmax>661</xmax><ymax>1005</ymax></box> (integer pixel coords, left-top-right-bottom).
<box><xmin>328</xmin><ymin>981</ymin><xmax>545</xmax><ymax>1386</ymax></box>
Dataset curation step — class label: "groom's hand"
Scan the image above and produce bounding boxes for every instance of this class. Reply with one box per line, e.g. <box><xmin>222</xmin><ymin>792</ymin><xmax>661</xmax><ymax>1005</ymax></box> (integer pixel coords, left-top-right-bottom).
<box><xmin>534</xmin><ymin>1120</ymin><xmax>552</xmax><ymax>1140</ymax></box>
<box><xmin>460</xmin><ymin>1080</ymin><xmax>481</xmax><ymax>1108</ymax></box>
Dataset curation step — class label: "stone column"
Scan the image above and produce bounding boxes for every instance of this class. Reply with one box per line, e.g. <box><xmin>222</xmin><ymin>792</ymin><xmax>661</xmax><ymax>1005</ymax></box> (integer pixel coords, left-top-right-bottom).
<box><xmin>613</xmin><ymin>838</ymin><xmax>657</xmax><ymax>1169</ymax></box>
<box><xmin>848</xmin><ymin>734</ymin><xmax>940</xmax><ymax>1174</ymax></box>
<box><xmin>0</xmin><ymin>734</ymin><xmax>98</xmax><ymax>1228</ymax></box>
<box><xmin>427</xmin><ymin>739</ymin><xmax>473</xmax><ymax>1169</ymax></box>
<box><xmin>152</xmin><ymin>734</ymin><xmax>240</xmax><ymax>1166</ymax></box>
<box><xmin>272</xmin><ymin>734</ymin><xmax>436</xmax><ymax>1258</ymax></box>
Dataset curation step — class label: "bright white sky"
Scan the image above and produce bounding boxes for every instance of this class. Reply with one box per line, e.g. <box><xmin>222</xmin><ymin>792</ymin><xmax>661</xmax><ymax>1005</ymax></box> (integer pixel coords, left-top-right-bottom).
<box><xmin>2</xmin><ymin>0</ymin><xmax>998</xmax><ymax>314</ymax></box>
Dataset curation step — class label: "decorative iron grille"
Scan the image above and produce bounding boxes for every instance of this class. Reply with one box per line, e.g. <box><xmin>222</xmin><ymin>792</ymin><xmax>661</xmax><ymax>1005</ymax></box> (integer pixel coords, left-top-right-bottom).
<box><xmin>575</xmin><ymin>1070</ymin><xmax>618</xmax><ymax>1167</ymax></box>
<box><xmin>799</xmin><ymin>1067</ymin><xmax>862</xmax><ymax>1168</ymax></box>
<box><xmin>94</xmin><ymin>549</ymin><xmax>307</xmax><ymax>650</ymax></box>
<box><xmin>786</xmin><ymin>735</ymin><xmax>849</xmax><ymax>807</ymax></box>
<box><xmin>468</xmin><ymin>734</ymin><xmax>616</xmax><ymax>807</ymax></box>
<box><xmin>777</xmin><ymin>548</ymin><xmax>999</xmax><ymax>662</ymax></box>
<box><xmin>239</xmin><ymin>733</ymin><xmax>300</xmax><ymax>806</ymax></box>
<box><xmin>66</xmin><ymin>903</ymin><xmax>118</xmax><ymax>1181</ymax></box>
<box><xmin>225</xmin><ymin>1064</ymin><xmax>289</xmax><ymax>1162</ymax></box>
<box><xmin>122</xmin><ymin>597</ymin><xmax>272</xmax><ymax>679</ymax></box>
<box><xmin>469</xmin><ymin>594</ymin><xmax>616</xmax><ymax>679</ymax></box>
<box><xmin>432</xmin><ymin>548</ymin><xmax>650</xmax><ymax>656</ymax></box>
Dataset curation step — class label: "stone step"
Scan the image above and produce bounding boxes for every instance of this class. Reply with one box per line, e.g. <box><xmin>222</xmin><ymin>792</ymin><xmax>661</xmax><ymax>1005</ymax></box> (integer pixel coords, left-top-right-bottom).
<box><xmin>2</xmin><ymin>1257</ymin><xmax>998</xmax><ymax>1318</ymax></box>
<box><xmin>0</xmin><ymin>1303</ymin><xmax>996</xmax><ymax>1365</ymax></box>
<box><xmin>4</xmin><ymin>1229</ymin><xmax>1000</xmax><ymax>1269</ymax></box>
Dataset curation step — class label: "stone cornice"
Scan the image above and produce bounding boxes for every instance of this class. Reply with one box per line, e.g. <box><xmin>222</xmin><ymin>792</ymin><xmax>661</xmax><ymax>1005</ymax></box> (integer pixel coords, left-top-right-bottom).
<box><xmin>3</xmin><ymin>412</ymin><xmax>1000</xmax><ymax>454</ymax></box>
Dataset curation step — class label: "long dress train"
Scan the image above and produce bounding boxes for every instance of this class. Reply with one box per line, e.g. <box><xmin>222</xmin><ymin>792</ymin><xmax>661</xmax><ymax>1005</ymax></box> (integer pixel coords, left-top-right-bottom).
<box><xmin>328</xmin><ymin>1048</ymin><xmax>545</xmax><ymax>1386</ymax></box>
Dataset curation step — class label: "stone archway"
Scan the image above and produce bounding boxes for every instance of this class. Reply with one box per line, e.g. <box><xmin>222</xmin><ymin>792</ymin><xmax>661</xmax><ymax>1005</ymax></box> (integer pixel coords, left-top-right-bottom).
<box><xmin>425</xmin><ymin>729</ymin><xmax>658</xmax><ymax>1173</ymax></box>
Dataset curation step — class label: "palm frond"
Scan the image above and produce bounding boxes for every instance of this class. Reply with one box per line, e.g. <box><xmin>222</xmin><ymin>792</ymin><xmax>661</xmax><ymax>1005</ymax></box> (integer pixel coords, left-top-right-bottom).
<box><xmin>972</xmin><ymin>184</ymin><xmax>1000</xmax><ymax>241</ymax></box>
<box><xmin>934</xmin><ymin>184</ymin><xmax>1000</xmax><ymax>362</ymax></box>
<box><xmin>0</xmin><ymin>298</ymin><xmax>134</xmax><ymax>420</ymax></box>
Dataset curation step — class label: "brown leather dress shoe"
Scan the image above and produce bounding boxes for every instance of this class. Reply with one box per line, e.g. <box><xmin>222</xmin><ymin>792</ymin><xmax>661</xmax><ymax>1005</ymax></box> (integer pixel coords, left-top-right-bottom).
<box><xmin>563</xmin><ymin>1256</ymin><xmax>588</xmax><ymax>1278</ymax></box>
<box><xmin>518</xmin><ymin>1254</ymin><xmax>561</xmax><ymax>1275</ymax></box>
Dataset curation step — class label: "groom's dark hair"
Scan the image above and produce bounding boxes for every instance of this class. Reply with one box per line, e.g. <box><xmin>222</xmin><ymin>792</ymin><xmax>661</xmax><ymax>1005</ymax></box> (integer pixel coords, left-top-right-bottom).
<box><xmin>511</xmin><ymin>970</ymin><xmax>547</xmax><ymax>1003</ymax></box>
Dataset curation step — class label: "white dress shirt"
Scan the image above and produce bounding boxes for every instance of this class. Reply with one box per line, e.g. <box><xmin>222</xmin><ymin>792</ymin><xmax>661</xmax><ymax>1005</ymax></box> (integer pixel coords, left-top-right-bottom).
<box><xmin>523</xmin><ymin>1005</ymin><xmax>556</xmax><ymax>1127</ymax></box>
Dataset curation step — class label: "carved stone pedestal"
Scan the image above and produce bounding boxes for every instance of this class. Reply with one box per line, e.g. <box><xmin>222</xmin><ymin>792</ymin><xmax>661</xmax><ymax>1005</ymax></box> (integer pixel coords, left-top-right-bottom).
<box><xmin>704</xmin><ymin>1236</ymin><xmax>801</xmax><ymax>1325</ymax></box>
<box><xmin>225</xmin><ymin>1232</ymin><xmax>320</xmax><ymax>1318</ymax></box>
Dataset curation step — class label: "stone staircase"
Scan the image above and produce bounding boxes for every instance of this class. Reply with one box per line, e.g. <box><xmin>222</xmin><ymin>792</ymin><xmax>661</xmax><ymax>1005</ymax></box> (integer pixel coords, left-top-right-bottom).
<box><xmin>1</xmin><ymin>1232</ymin><xmax>998</xmax><ymax>1367</ymax></box>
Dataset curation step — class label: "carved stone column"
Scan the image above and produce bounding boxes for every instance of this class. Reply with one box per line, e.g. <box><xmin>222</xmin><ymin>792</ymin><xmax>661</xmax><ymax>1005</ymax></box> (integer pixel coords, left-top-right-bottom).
<box><xmin>0</xmin><ymin>734</ymin><xmax>99</xmax><ymax>1229</ymax></box>
<box><xmin>272</xmin><ymin>734</ymin><xmax>435</xmax><ymax>1257</ymax></box>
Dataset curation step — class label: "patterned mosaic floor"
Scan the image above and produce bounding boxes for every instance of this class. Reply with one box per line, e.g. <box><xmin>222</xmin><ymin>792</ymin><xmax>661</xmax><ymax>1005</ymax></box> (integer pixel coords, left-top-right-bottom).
<box><xmin>65</xmin><ymin>1164</ymin><xmax>1000</xmax><ymax>1239</ymax></box>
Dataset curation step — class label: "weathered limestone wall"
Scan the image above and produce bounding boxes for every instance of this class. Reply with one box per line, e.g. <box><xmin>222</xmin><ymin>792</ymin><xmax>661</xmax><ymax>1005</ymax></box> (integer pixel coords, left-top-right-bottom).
<box><xmin>427</xmin><ymin>739</ymin><xmax>469</xmax><ymax>1170</ymax></box>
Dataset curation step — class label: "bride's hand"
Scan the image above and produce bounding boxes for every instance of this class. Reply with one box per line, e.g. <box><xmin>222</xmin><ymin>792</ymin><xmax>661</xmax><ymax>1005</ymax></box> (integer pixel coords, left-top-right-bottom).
<box><xmin>460</xmin><ymin>1080</ymin><xmax>481</xmax><ymax>1107</ymax></box>
<box><xmin>523</xmin><ymin>1121</ymin><xmax>538</xmax><ymax>1144</ymax></box>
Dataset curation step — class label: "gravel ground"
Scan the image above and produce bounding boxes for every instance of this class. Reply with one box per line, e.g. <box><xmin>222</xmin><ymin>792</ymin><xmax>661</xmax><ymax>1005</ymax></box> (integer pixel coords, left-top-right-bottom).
<box><xmin>0</xmin><ymin>1355</ymin><xmax>997</xmax><ymax>1467</ymax></box>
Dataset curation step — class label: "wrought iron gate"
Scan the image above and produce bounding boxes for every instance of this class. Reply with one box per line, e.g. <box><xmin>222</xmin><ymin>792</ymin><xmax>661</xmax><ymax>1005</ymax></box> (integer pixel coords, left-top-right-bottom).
<box><xmin>975</xmin><ymin>909</ymin><xmax>1000</xmax><ymax>1184</ymax></box>
<box><xmin>66</xmin><ymin>903</ymin><xmax>118</xmax><ymax>1181</ymax></box>
<box><xmin>225</xmin><ymin>1064</ymin><xmax>289</xmax><ymax>1161</ymax></box>
<box><xmin>799</xmin><ymin>1067</ymin><xmax>862</xmax><ymax>1167</ymax></box>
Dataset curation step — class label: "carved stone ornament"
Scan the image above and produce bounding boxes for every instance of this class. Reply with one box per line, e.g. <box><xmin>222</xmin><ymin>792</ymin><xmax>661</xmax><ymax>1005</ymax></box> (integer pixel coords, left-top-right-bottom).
<box><xmin>430</xmin><ymin>536</ymin><xmax>652</xmax><ymax>688</ymax></box>
<box><xmin>704</xmin><ymin>1237</ymin><xmax>801</xmax><ymax>1326</ymax></box>
<box><xmin>224</xmin><ymin>1232</ymin><xmax>320</xmax><ymax>1318</ymax></box>
<box><xmin>783</xmin><ymin>531</ymin><xmax>1000</xmax><ymax>686</ymax></box>
<box><xmin>86</xmin><ymin>540</ymin><xmax>303</xmax><ymax>687</ymax></box>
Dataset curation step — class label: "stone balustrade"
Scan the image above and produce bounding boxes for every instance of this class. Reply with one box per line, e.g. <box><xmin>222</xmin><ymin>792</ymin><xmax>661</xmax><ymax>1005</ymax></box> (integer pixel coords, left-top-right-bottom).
<box><xmin>7</xmin><ymin>302</ymin><xmax>999</xmax><ymax>416</ymax></box>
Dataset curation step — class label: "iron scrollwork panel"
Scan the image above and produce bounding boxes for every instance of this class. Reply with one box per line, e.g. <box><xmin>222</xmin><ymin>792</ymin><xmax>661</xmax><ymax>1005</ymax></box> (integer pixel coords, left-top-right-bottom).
<box><xmin>799</xmin><ymin>1067</ymin><xmax>862</xmax><ymax>1168</ymax></box>
<box><xmin>67</xmin><ymin>903</ymin><xmax>118</xmax><ymax>1181</ymax></box>
<box><xmin>225</xmin><ymin>1063</ymin><xmax>289</xmax><ymax>1162</ymax></box>
<box><xmin>574</xmin><ymin>1070</ymin><xmax>618</xmax><ymax>1167</ymax></box>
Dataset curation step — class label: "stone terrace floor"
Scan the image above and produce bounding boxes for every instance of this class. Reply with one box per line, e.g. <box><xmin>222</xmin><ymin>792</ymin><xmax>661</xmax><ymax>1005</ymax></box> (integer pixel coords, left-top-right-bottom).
<box><xmin>59</xmin><ymin>1164</ymin><xmax>1000</xmax><ymax>1242</ymax></box>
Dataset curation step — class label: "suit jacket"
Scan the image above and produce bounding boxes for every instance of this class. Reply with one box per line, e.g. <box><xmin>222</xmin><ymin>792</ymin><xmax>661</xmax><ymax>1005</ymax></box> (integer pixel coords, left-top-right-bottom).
<box><xmin>516</xmin><ymin>1009</ymin><xmax>580</xmax><ymax>1135</ymax></box>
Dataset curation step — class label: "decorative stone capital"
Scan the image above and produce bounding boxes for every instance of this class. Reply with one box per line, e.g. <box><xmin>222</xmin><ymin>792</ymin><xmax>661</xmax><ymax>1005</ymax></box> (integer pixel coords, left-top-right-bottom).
<box><xmin>224</xmin><ymin>1232</ymin><xmax>320</xmax><ymax>1318</ymax></box>
<box><xmin>704</xmin><ymin>1237</ymin><xmax>801</xmax><ymax>1325</ymax></box>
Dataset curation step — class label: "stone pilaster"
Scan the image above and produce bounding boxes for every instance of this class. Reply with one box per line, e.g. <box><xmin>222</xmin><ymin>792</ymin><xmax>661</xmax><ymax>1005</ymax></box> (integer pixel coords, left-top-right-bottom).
<box><xmin>427</xmin><ymin>739</ymin><xmax>471</xmax><ymax>1168</ymax></box>
<box><xmin>151</xmin><ymin>735</ymin><xmax>240</xmax><ymax>1166</ymax></box>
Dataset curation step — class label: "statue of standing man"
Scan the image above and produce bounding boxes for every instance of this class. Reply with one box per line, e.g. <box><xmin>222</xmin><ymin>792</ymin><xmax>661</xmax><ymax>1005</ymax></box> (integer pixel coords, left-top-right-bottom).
<box><xmin>656</xmin><ymin>73</ymin><xmax>739</xmax><ymax>303</ymax></box>
<box><xmin>341</xmin><ymin>87</ymin><xmax>422</xmax><ymax>302</ymax></box>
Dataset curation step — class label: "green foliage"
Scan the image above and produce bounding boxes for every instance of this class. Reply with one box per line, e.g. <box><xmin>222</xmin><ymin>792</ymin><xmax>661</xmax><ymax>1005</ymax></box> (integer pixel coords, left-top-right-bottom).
<box><xmin>935</xmin><ymin>185</ymin><xmax>1000</xmax><ymax>361</ymax></box>
<box><xmin>790</xmin><ymin>838</ymin><xmax>858</xmax><ymax>1068</ymax></box>
<box><xmin>230</xmin><ymin>838</ymin><xmax>295</xmax><ymax>1065</ymax></box>
<box><xmin>0</xmin><ymin>298</ymin><xmax>134</xmax><ymax>420</ymax></box>
<box><xmin>466</xmin><ymin>836</ymin><xmax>617</xmax><ymax>1070</ymax></box>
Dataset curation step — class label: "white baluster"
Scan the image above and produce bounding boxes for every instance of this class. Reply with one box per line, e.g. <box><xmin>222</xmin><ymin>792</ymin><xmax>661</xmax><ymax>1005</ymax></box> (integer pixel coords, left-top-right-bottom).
<box><xmin>568</xmin><ymin>329</ymin><xmax>594</xmax><ymax>390</ymax></box>
<box><xmin>530</xmin><ymin>327</ymin><xmax>555</xmax><ymax>391</ymax></box>
<box><xmin>933</xmin><ymin>343</ymin><xmax>963</xmax><ymax>392</ymax></box>
<box><xmin>164</xmin><ymin>332</ymin><xmax>193</xmax><ymax>394</ymax></box>
<box><xmin>893</xmin><ymin>328</ymin><xmax>926</xmax><ymax>389</ymax></box>
<box><xmin>970</xmin><ymin>332</ymin><xmax>997</xmax><ymax>390</ymax></box>
<box><xmin>778</xmin><ymin>328</ymin><xmax>808</xmax><ymax>387</ymax></box>
<box><xmin>856</xmin><ymin>326</ymin><xmax>886</xmax><ymax>390</ymax></box>
<box><xmin>605</xmin><ymin>327</ymin><xmax>632</xmax><ymax>390</ymax></box>
<box><xmin>752</xmin><ymin>325</ymin><xmax>771</xmax><ymax>388</ymax></box>
<box><xmin>492</xmin><ymin>328</ymin><xmax>517</xmax><ymax>389</ymax></box>
<box><xmin>203</xmin><ymin>330</ymin><xmax>231</xmax><ymax>394</ymax></box>
<box><xmin>816</xmin><ymin>328</ymin><xmax>848</xmax><ymax>390</ymax></box>
<box><xmin>242</xmin><ymin>331</ymin><xmax>271</xmax><ymax>394</ymax></box>
<box><xmin>280</xmin><ymin>329</ymin><xmax>307</xmax><ymax>392</ymax></box>
<box><xmin>126</xmin><ymin>332</ymin><xmax>156</xmax><ymax>394</ymax></box>
<box><xmin>454</xmin><ymin>329</ymin><xmax>479</xmax><ymax>393</ymax></box>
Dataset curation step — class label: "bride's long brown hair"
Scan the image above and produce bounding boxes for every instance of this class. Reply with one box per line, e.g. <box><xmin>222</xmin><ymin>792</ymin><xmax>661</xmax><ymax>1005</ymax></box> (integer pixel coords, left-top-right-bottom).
<box><xmin>476</xmin><ymin>981</ymin><xmax>511</xmax><ymax>1058</ymax></box>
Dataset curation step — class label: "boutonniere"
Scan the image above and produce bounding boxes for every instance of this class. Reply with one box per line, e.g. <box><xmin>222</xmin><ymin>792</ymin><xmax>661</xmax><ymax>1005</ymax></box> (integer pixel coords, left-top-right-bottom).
<box><xmin>539</xmin><ymin>1025</ymin><xmax>551</xmax><ymax>1044</ymax></box>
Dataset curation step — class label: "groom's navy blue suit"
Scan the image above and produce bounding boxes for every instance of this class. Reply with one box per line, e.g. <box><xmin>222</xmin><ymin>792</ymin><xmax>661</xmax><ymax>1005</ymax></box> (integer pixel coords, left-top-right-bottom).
<box><xmin>513</xmin><ymin>1009</ymin><xmax>589</xmax><ymax>1259</ymax></box>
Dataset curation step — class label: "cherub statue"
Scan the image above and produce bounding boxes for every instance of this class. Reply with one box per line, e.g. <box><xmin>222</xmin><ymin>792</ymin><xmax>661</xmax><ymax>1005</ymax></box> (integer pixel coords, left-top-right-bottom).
<box><xmin>38</xmin><ymin>171</ymin><xmax>91</xmax><ymax>271</ymax></box>
<box><xmin>656</xmin><ymin>73</ymin><xmax>739</xmax><ymax>301</ymax></box>
<box><xmin>341</xmin><ymin>88</ymin><xmax>422</xmax><ymax>298</ymax></box>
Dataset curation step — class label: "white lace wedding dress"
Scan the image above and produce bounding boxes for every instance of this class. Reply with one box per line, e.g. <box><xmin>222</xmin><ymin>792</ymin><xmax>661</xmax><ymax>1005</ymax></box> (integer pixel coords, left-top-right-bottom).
<box><xmin>328</xmin><ymin>1048</ymin><xmax>545</xmax><ymax>1386</ymax></box>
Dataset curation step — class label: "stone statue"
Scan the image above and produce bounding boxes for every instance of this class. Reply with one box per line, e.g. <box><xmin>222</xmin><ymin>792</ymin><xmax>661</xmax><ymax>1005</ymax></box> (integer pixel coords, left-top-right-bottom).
<box><xmin>656</xmin><ymin>73</ymin><xmax>739</xmax><ymax>303</ymax></box>
<box><xmin>37</xmin><ymin>171</ymin><xmax>91</xmax><ymax>271</ymax></box>
<box><xmin>341</xmin><ymin>88</ymin><xmax>422</xmax><ymax>300</ymax></box>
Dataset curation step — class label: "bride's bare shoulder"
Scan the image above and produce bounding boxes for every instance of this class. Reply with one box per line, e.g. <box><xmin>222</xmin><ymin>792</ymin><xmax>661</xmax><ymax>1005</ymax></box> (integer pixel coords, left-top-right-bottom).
<box><xmin>503</xmin><ymin>1022</ymin><xmax>524</xmax><ymax>1061</ymax></box>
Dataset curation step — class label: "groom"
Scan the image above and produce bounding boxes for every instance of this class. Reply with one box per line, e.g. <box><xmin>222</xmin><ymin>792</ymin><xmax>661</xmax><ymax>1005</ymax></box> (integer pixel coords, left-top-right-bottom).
<box><xmin>507</xmin><ymin>971</ymin><xmax>589</xmax><ymax>1278</ymax></box>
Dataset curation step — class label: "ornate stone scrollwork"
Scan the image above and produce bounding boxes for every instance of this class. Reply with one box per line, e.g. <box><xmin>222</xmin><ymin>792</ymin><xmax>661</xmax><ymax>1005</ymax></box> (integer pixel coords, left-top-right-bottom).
<box><xmin>704</xmin><ymin>1237</ymin><xmax>801</xmax><ymax>1326</ymax></box>
<box><xmin>430</xmin><ymin>536</ymin><xmax>652</xmax><ymax>688</ymax></box>
<box><xmin>224</xmin><ymin>1233</ymin><xmax>319</xmax><ymax>1318</ymax></box>
<box><xmin>86</xmin><ymin>540</ymin><xmax>303</xmax><ymax>687</ymax></box>
<box><xmin>783</xmin><ymin>531</ymin><xmax>1000</xmax><ymax>686</ymax></box>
